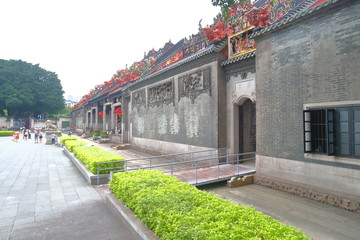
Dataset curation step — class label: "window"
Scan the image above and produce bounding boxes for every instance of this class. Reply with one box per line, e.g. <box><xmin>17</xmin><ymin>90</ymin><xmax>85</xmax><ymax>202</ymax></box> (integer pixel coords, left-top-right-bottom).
<box><xmin>304</xmin><ymin>107</ymin><xmax>360</xmax><ymax>158</ymax></box>
<box><xmin>61</xmin><ymin>121</ymin><xmax>70</xmax><ymax>127</ymax></box>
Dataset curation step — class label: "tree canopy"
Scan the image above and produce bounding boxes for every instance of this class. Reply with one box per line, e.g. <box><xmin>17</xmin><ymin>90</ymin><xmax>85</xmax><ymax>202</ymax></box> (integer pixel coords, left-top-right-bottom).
<box><xmin>211</xmin><ymin>0</ymin><xmax>245</xmax><ymax>19</ymax></box>
<box><xmin>0</xmin><ymin>59</ymin><xmax>65</xmax><ymax>117</ymax></box>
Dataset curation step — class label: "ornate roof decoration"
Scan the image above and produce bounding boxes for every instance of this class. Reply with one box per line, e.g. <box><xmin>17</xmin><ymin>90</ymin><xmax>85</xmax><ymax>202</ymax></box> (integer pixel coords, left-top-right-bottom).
<box><xmin>250</xmin><ymin>0</ymin><xmax>335</xmax><ymax>38</ymax></box>
<box><xmin>72</xmin><ymin>0</ymin><xmax>325</xmax><ymax>111</ymax></box>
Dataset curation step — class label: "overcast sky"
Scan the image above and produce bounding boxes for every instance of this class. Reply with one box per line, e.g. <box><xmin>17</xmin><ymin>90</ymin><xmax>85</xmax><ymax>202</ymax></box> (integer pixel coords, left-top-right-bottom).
<box><xmin>0</xmin><ymin>0</ymin><xmax>220</xmax><ymax>100</ymax></box>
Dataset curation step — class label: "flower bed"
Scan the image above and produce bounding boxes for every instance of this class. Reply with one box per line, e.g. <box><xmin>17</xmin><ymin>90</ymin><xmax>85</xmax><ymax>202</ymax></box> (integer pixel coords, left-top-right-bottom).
<box><xmin>72</xmin><ymin>146</ymin><xmax>124</xmax><ymax>174</ymax></box>
<box><xmin>0</xmin><ymin>131</ymin><xmax>14</xmax><ymax>136</ymax></box>
<box><xmin>110</xmin><ymin>170</ymin><xmax>310</xmax><ymax>240</ymax></box>
<box><xmin>59</xmin><ymin>136</ymin><xmax>78</xmax><ymax>144</ymax></box>
<box><xmin>64</xmin><ymin>139</ymin><xmax>88</xmax><ymax>152</ymax></box>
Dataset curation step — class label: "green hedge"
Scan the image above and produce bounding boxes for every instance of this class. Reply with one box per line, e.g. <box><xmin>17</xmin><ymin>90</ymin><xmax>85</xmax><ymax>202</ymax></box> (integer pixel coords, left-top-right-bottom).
<box><xmin>59</xmin><ymin>136</ymin><xmax>78</xmax><ymax>144</ymax></box>
<box><xmin>73</xmin><ymin>146</ymin><xmax>125</xmax><ymax>174</ymax></box>
<box><xmin>64</xmin><ymin>140</ymin><xmax>88</xmax><ymax>152</ymax></box>
<box><xmin>110</xmin><ymin>170</ymin><xmax>310</xmax><ymax>240</ymax></box>
<box><xmin>0</xmin><ymin>131</ymin><xmax>14</xmax><ymax>136</ymax></box>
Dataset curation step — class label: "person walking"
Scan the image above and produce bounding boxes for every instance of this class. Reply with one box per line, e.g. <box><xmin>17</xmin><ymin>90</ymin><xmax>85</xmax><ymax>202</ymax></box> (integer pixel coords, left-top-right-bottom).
<box><xmin>12</xmin><ymin>131</ymin><xmax>16</xmax><ymax>142</ymax></box>
<box><xmin>34</xmin><ymin>131</ymin><xmax>39</xmax><ymax>143</ymax></box>
<box><xmin>51</xmin><ymin>132</ymin><xmax>56</xmax><ymax>144</ymax></box>
<box><xmin>15</xmin><ymin>131</ymin><xmax>20</xmax><ymax>143</ymax></box>
<box><xmin>39</xmin><ymin>132</ymin><xmax>43</xmax><ymax>143</ymax></box>
<box><xmin>23</xmin><ymin>129</ymin><xmax>28</xmax><ymax>141</ymax></box>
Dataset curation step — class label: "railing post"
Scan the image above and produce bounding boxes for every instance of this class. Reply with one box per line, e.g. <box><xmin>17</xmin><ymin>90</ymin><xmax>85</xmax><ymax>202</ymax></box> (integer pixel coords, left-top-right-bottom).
<box><xmin>195</xmin><ymin>167</ymin><xmax>198</xmax><ymax>184</ymax></box>
<box><xmin>97</xmin><ymin>164</ymin><xmax>100</xmax><ymax>185</ymax></box>
<box><xmin>237</xmin><ymin>154</ymin><xmax>240</xmax><ymax>174</ymax></box>
<box><xmin>226</xmin><ymin>148</ymin><xmax>229</xmax><ymax>164</ymax></box>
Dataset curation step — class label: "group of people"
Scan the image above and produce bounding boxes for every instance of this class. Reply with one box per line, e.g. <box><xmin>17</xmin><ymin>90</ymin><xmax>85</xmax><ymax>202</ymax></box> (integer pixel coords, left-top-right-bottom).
<box><xmin>12</xmin><ymin>128</ymin><xmax>43</xmax><ymax>143</ymax></box>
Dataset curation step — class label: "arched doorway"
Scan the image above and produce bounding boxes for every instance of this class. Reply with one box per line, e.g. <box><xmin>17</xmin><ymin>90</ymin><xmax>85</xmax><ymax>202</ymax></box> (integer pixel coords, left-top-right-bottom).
<box><xmin>232</xmin><ymin>97</ymin><xmax>256</xmax><ymax>154</ymax></box>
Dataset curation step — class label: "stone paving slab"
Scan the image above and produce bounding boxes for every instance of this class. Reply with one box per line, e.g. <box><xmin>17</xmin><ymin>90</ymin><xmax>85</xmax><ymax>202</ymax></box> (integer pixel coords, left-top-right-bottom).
<box><xmin>199</xmin><ymin>182</ymin><xmax>360</xmax><ymax>240</ymax></box>
<box><xmin>0</xmin><ymin>136</ymin><xmax>140</xmax><ymax>240</ymax></box>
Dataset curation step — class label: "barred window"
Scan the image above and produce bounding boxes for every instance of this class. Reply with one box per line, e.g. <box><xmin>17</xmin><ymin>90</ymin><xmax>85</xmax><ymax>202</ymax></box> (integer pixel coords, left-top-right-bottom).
<box><xmin>304</xmin><ymin>107</ymin><xmax>360</xmax><ymax>158</ymax></box>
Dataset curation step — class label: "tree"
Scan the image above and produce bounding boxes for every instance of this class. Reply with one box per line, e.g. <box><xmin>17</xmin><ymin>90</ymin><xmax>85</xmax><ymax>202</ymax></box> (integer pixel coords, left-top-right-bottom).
<box><xmin>0</xmin><ymin>59</ymin><xmax>65</xmax><ymax>117</ymax></box>
<box><xmin>211</xmin><ymin>0</ymin><xmax>245</xmax><ymax>19</ymax></box>
<box><xmin>50</xmin><ymin>106</ymin><xmax>72</xmax><ymax>118</ymax></box>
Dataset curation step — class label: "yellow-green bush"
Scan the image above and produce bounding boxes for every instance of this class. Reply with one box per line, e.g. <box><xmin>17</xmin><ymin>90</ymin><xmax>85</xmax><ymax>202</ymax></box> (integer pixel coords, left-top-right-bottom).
<box><xmin>110</xmin><ymin>170</ymin><xmax>310</xmax><ymax>240</ymax></box>
<box><xmin>0</xmin><ymin>131</ymin><xmax>14</xmax><ymax>136</ymax></box>
<box><xmin>59</xmin><ymin>136</ymin><xmax>78</xmax><ymax>144</ymax></box>
<box><xmin>64</xmin><ymin>140</ymin><xmax>87</xmax><ymax>152</ymax></box>
<box><xmin>73</xmin><ymin>146</ymin><xmax>125</xmax><ymax>174</ymax></box>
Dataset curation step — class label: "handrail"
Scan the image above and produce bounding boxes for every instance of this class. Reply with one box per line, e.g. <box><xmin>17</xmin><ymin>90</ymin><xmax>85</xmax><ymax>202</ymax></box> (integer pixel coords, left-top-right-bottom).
<box><xmin>108</xmin><ymin>152</ymin><xmax>256</xmax><ymax>185</ymax></box>
<box><xmin>96</xmin><ymin>147</ymin><xmax>228</xmax><ymax>184</ymax></box>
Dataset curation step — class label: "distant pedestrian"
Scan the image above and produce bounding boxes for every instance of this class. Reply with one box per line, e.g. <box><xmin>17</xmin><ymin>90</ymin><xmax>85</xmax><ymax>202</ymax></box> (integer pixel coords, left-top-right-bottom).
<box><xmin>28</xmin><ymin>130</ymin><xmax>31</xmax><ymax>139</ymax></box>
<box><xmin>34</xmin><ymin>131</ymin><xmax>39</xmax><ymax>143</ymax></box>
<box><xmin>12</xmin><ymin>132</ymin><xmax>16</xmax><ymax>142</ymax></box>
<box><xmin>39</xmin><ymin>132</ymin><xmax>43</xmax><ymax>143</ymax></box>
<box><xmin>23</xmin><ymin>129</ymin><xmax>28</xmax><ymax>140</ymax></box>
<box><xmin>15</xmin><ymin>131</ymin><xmax>20</xmax><ymax>143</ymax></box>
<box><xmin>51</xmin><ymin>132</ymin><xmax>56</xmax><ymax>144</ymax></box>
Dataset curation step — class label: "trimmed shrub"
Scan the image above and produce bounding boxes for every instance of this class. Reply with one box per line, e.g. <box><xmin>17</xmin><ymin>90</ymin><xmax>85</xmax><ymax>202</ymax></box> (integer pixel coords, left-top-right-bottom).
<box><xmin>110</xmin><ymin>170</ymin><xmax>310</xmax><ymax>240</ymax></box>
<box><xmin>100</xmin><ymin>130</ymin><xmax>109</xmax><ymax>138</ymax></box>
<box><xmin>0</xmin><ymin>131</ymin><xmax>14</xmax><ymax>136</ymax></box>
<box><xmin>73</xmin><ymin>146</ymin><xmax>125</xmax><ymax>174</ymax></box>
<box><xmin>59</xmin><ymin>136</ymin><xmax>78</xmax><ymax>144</ymax></box>
<box><xmin>64</xmin><ymin>140</ymin><xmax>88</xmax><ymax>152</ymax></box>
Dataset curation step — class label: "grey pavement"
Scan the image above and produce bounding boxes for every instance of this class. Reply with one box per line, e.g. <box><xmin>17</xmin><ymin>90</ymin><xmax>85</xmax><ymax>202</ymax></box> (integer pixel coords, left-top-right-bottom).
<box><xmin>0</xmin><ymin>136</ymin><xmax>140</xmax><ymax>240</ymax></box>
<box><xmin>199</xmin><ymin>182</ymin><xmax>360</xmax><ymax>240</ymax></box>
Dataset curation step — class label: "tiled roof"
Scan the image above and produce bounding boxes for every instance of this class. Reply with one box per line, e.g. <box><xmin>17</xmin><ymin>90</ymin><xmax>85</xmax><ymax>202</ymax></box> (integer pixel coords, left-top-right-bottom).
<box><xmin>221</xmin><ymin>51</ymin><xmax>256</xmax><ymax>66</ymax></box>
<box><xmin>155</xmin><ymin>39</ymin><xmax>184</xmax><ymax>65</ymax></box>
<box><xmin>251</xmin><ymin>0</ymin><xmax>339</xmax><ymax>38</ymax></box>
<box><xmin>124</xmin><ymin>40</ymin><xmax>227</xmax><ymax>89</ymax></box>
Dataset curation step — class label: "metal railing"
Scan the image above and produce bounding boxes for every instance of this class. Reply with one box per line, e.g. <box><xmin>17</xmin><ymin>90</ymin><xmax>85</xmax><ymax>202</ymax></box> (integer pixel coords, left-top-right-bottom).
<box><xmin>96</xmin><ymin>148</ymin><xmax>227</xmax><ymax>184</ymax></box>
<box><xmin>110</xmin><ymin>151</ymin><xmax>255</xmax><ymax>185</ymax></box>
<box><xmin>96</xmin><ymin>148</ymin><xmax>255</xmax><ymax>185</ymax></box>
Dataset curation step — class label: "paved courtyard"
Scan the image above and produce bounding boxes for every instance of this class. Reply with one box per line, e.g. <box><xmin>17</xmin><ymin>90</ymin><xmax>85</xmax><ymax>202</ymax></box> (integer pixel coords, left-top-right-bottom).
<box><xmin>0</xmin><ymin>136</ymin><xmax>139</xmax><ymax>240</ymax></box>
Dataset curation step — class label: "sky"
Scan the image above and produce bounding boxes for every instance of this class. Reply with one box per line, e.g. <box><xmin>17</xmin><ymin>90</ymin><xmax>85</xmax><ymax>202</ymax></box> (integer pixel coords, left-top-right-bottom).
<box><xmin>0</xmin><ymin>0</ymin><xmax>220</xmax><ymax>101</ymax></box>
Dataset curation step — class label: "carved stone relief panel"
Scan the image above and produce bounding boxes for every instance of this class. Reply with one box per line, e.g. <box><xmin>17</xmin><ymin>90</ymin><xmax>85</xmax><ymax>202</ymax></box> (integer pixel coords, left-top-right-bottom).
<box><xmin>148</xmin><ymin>79</ymin><xmax>174</xmax><ymax>107</ymax></box>
<box><xmin>178</xmin><ymin>67</ymin><xmax>211</xmax><ymax>103</ymax></box>
<box><xmin>132</xmin><ymin>89</ymin><xmax>146</xmax><ymax>110</ymax></box>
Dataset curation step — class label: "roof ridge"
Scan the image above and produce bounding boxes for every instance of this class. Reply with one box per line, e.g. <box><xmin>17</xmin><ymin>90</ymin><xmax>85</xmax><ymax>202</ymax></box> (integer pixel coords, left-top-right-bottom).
<box><xmin>250</xmin><ymin>0</ymin><xmax>340</xmax><ymax>38</ymax></box>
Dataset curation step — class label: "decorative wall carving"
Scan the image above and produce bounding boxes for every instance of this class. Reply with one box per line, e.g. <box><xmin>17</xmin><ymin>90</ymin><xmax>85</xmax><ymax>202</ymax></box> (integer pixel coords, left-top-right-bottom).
<box><xmin>178</xmin><ymin>67</ymin><xmax>211</xmax><ymax>103</ymax></box>
<box><xmin>132</xmin><ymin>89</ymin><xmax>146</xmax><ymax>110</ymax></box>
<box><xmin>148</xmin><ymin>80</ymin><xmax>174</xmax><ymax>107</ymax></box>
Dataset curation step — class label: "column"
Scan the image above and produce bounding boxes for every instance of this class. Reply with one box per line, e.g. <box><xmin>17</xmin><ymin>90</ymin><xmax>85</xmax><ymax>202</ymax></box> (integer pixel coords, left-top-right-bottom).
<box><xmin>110</xmin><ymin>104</ymin><xmax>115</xmax><ymax>130</ymax></box>
<box><xmin>95</xmin><ymin>107</ymin><xmax>98</xmax><ymax>130</ymax></box>
<box><xmin>102</xmin><ymin>105</ymin><xmax>106</xmax><ymax>130</ymax></box>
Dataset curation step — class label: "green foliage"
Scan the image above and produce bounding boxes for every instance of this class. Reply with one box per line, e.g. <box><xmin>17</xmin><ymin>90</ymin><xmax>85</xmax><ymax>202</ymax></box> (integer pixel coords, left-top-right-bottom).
<box><xmin>211</xmin><ymin>0</ymin><xmax>246</xmax><ymax>19</ymax></box>
<box><xmin>0</xmin><ymin>59</ymin><xmax>65</xmax><ymax>117</ymax></box>
<box><xmin>50</xmin><ymin>106</ymin><xmax>72</xmax><ymax>118</ymax></box>
<box><xmin>0</xmin><ymin>131</ymin><xmax>14</xmax><ymax>136</ymax></box>
<box><xmin>100</xmin><ymin>130</ymin><xmax>109</xmax><ymax>138</ymax></box>
<box><xmin>91</xmin><ymin>129</ymin><xmax>100</xmax><ymax>136</ymax></box>
<box><xmin>64</xmin><ymin>139</ymin><xmax>88</xmax><ymax>152</ymax></box>
<box><xmin>110</xmin><ymin>170</ymin><xmax>310</xmax><ymax>240</ymax></box>
<box><xmin>72</xmin><ymin>146</ymin><xmax>125</xmax><ymax>174</ymax></box>
<box><xmin>59</xmin><ymin>136</ymin><xmax>78</xmax><ymax>144</ymax></box>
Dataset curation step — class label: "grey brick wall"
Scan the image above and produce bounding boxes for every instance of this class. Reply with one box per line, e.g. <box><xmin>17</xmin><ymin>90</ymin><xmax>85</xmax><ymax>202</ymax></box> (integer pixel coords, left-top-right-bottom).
<box><xmin>129</xmin><ymin>60</ymin><xmax>220</xmax><ymax>148</ymax></box>
<box><xmin>255</xmin><ymin>0</ymin><xmax>360</xmax><ymax>160</ymax></box>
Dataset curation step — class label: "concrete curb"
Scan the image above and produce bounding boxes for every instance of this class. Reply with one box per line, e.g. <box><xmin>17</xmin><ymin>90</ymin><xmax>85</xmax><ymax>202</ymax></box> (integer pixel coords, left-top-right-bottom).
<box><xmin>63</xmin><ymin>147</ymin><xmax>109</xmax><ymax>185</ymax></box>
<box><xmin>105</xmin><ymin>192</ymin><xmax>158</xmax><ymax>240</ymax></box>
